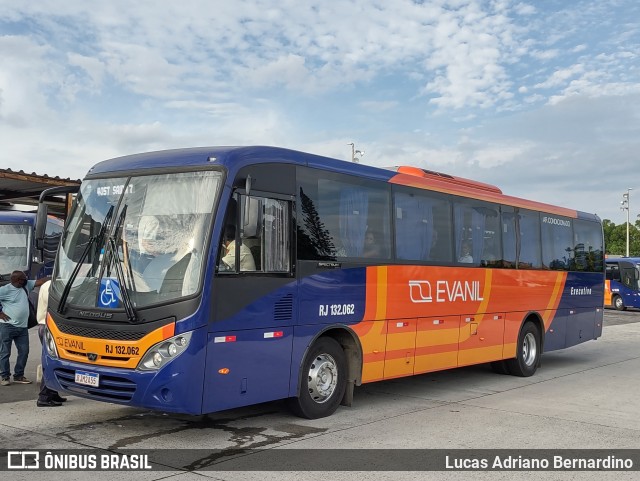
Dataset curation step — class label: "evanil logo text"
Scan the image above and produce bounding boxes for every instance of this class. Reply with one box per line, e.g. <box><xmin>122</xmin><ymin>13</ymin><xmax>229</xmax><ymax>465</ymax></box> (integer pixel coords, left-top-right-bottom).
<box><xmin>410</xmin><ymin>280</ymin><xmax>484</xmax><ymax>304</ymax></box>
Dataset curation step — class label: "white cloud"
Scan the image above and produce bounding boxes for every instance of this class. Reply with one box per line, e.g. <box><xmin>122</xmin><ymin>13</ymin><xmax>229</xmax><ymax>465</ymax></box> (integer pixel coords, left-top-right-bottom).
<box><xmin>469</xmin><ymin>143</ymin><xmax>534</xmax><ymax>168</ymax></box>
<box><xmin>67</xmin><ymin>53</ymin><xmax>105</xmax><ymax>91</ymax></box>
<box><xmin>1</xmin><ymin>1</ymin><xmax>530</xmax><ymax>110</ymax></box>
<box><xmin>530</xmin><ymin>49</ymin><xmax>560</xmax><ymax>60</ymax></box>
<box><xmin>0</xmin><ymin>35</ymin><xmax>58</xmax><ymax>125</ymax></box>
<box><xmin>421</xmin><ymin>2</ymin><xmax>517</xmax><ymax>109</ymax></box>
<box><xmin>0</xmin><ymin>0</ymin><xmax>639</xmax><ymax>227</ymax></box>
<box><xmin>534</xmin><ymin>64</ymin><xmax>585</xmax><ymax>89</ymax></box>
<box><xmin>514</xmin><ymin>3</ymin><xmax>536</xmax><ymax>15</ymax></box>
<box><xmin>240</xmin><ymin>54</ymin><xmax>312</xmax><ymax>91</ymax></box>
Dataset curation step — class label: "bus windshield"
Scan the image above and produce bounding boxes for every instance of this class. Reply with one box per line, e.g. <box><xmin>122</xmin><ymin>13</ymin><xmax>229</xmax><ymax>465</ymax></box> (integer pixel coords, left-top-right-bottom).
<box><xmin>52</xmin><ymin>170</ymin><xmax>221</xmax><ymax>310</ymax></box>
<box><xmin>0</xmin><ymin>223</ymin><xmax>31</xmax><ymax>275</ymax></box>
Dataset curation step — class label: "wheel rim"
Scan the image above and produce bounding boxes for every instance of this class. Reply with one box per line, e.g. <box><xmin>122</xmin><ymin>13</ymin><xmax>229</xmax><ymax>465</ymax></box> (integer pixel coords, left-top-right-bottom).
<box><xmin>522</xmin><ymin>332</ymin><xmax>537</xmax><ymax>367</ymax></box>
<box><xmin>307</xmin><ymin>353</ymin><xmax>338</xmax><ymax>404</ymax></box>
<box><xmin>615</xmin><ymin>297</ymin><xmax>623</xmax><ymax>309</ymax></box>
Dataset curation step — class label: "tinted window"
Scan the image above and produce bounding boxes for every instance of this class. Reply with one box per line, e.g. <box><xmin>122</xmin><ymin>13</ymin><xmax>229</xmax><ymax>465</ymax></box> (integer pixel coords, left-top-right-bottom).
<box><xmin>605</xmin><ymin>263</ymin><xmax>620</xmax><ymax>281</ymax></box>
<box><xmin>517</xmin><ymin>209</ymin><xmax>542</xmax><ymax>269</ymax></box>
<box><xmin>0</xmin><ymin>223</ymin><xmax>30</xmax><ymax>272</ymax></box>
<box><xmin>501</xmin><ymin>207</ymin><xmax>517</xmax><ymax>268</ymax></box>
<box><xmin>620</xmin><ymin>265</ymin><xmax>639</xmax><ymax>289</ymax></box>
<box><xmin>573</xmin><ymin>219</ymin><xmax>603</xmax><ymax>272</ymax></box>
<box><xmin>541</xmin><ymin>214</ymin><xmax>573</xmax><ymax>270</ymax></box>
<box><xmin>43</xmin><ymin>219</ymin><xmax>63</xmax><ymax>262</ymax></box>
<box><xmin>298</xmin><ymin>170</ymin><xmax>391</xmax><ymax>261</ymax></box>
<box><xmin>394</xmin><ymin>188</ymin><xmax>452</xmax><ymax>262</ymax></box>
<box><xmin>453</xmin><ymin>199</ymin><xmax>501</xmax><ymax>267</ymax></box>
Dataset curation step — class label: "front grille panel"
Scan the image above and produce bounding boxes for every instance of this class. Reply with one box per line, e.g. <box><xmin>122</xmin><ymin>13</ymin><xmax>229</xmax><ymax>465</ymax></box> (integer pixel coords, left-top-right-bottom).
<box><xmin>65</xmin><ymin>350</ymin><xmax>132</xmax><ymax>363</ymax></box>
<box><xmin>56</xmin><ymin>320</ymin><xmax>147</xmax><ymax>341</ymax></box>
<box><xmin>54</xmin><ymin>368</ymin><xmax>137</xmax><ymax>402</ymax></box>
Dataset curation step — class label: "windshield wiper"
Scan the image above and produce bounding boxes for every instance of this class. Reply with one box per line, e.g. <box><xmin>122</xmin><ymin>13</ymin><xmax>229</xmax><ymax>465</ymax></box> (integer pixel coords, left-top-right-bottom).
<box><xmin>58</xmin><ymin>205</ymin><xmax>114</xmax><ymax>314</ymax></box>
<box><xmin>102</xmin><ymin>205</ymin><xmax>138</xmax><ymax>323</ymax></box>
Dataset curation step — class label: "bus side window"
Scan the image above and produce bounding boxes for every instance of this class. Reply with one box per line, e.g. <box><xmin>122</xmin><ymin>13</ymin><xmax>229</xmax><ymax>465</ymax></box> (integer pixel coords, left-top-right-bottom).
<box><xmin>541</xmin><ymin>214</ymin><xmax>573</xmax><ymax>271</ymax></box>
<box><xmin>612</xmin><ymin>267</ymin><xmax>621</xmax><ymax>281</ymax></box>
<box><xmin>261</xmin><ymin>198</ymin><xmax>290</xmax><ymax>272</ymax></box>
<box><xmin>621</xmin><ymin>267</ymin><xmax>636</xmax><ymax>289</ymax></box>
<box><xmin>606</xmin><ymin>264</ymin><xmax>619</xmax><ymax>281</ymax></box>
<box><xmin>394</xmin><ymin>189</ymin><xmax>450</xmax><ymax>263</ymax></box>
<box><xmin>297</xmin><ymin>170</ymin><xmax>390</xmax><ymax>261</ymax></box>
<box><xmin>452</xmin><ymin>200</ymin><xmax>500</xmax><ymax>267</ymax></box>
<box><xmin>43</xmin><ymin>218</ymin><xmax>63</xmax><ymax>262</ymax></box>
<box><xmin>221</xmin><ymin>194</ymin><xmax>291</xmax><ymax>274</ymax></box>
<box><xmin>573</xmin><ymin>220</ymin><xmax>604</xmax><ymax>272</ymax></box>
<box><xmin>517</xmin><ymin>209</ymin><xmax>542</xmax><ymax>269</ymax></box>
<box><xmin>501</xmin><ymin>208</ymin><xmax>517</xmax><ymax>268</ymax></box>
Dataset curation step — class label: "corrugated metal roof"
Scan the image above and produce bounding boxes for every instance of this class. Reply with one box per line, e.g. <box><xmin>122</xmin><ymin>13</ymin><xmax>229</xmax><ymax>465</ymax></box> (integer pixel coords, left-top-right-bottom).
<box><xmin>0</xmin><ymin>168</ymin><xmax>81</xmax><ymax>216</ymax></box>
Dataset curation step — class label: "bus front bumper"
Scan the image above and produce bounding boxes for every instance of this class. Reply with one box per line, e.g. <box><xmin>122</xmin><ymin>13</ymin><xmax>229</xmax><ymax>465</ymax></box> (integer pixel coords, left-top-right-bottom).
<box><xmin>42</xmin><ymin>347</ymin><xmax>205</xmax><ymax>415</ymax></box>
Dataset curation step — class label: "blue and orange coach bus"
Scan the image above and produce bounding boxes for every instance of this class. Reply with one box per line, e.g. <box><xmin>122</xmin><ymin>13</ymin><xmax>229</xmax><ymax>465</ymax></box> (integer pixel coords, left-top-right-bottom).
<box><xmin>604</xmin><ymin>257</ymin><xmax>640</xmax><ymax>310</ymax></box>
<box><xmin>36</xmin><ymin>146</ymin><xmax>604</xmax><ymax>418</ymax></box>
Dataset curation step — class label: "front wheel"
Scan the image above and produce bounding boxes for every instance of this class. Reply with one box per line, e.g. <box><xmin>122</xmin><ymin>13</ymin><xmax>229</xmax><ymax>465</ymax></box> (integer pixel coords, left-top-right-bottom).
<box><xmin>613</xmin><ymin>295</ymin><xmax>626</xmax><ymax>311</ymax></box>
<box><xmin>289</xmin><ymin>337</ymin><xmax>346</xmax><ymax>419</ymax></box>
<box><xmin>506</xmin><ymin>322</ymin><xmax>541</xmax><ymax>377</ymax></box>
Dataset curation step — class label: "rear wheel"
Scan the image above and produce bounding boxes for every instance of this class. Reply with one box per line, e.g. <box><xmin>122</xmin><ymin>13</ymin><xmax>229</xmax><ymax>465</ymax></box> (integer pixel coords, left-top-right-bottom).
<box><xmin>289</xmin><ymin>337</ymin><xmax>346</xmax><ymax>419</ymax></box>
<box><xmin>613</xmin><ymin>295</ymin><xmax>626</xmax><ymax>311</ymax></box>
<box><xmin>506</xmin><ymin>322</ymin><xmax>541</xmax><ymax>377</ymax></box>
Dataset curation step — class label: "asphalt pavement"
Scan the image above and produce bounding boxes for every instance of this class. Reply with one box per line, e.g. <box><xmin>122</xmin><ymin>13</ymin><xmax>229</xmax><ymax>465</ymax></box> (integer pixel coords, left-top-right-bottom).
<box><xmin>2</xmin><ymin>309</ymin><xmax>637</xmax><ymax>405</ymax></box>
<box><xmin>0</xmin><ymin>309</ymin><xmax>639</xmax><ymax>480</ymax></box>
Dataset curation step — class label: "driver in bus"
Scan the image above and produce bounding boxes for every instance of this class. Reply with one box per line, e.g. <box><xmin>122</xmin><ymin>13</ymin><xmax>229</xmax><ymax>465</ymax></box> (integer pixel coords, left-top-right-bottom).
<box><xmin>220</xmin><ymin>225</ymin><xmax>255</xmax><ymax>271</ymax></box>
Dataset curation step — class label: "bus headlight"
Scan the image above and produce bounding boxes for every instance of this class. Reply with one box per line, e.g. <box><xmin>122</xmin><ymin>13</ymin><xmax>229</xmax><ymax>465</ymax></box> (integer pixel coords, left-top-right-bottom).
<box><xmin>137</xmin><ymin>332</ymin><xmax>192</xmax><ymax>371</ymax></box>
<box><xmin>44</xmin><ymin>327</ymin><xmax>59</xmax><ymax>359</ymax></box>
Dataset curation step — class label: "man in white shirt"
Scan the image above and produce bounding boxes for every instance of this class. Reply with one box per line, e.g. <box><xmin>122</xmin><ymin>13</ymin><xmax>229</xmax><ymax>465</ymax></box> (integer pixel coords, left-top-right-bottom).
<box><xmin>35</xmin><ymin>280</ymin><xmax>66</xmax><ymax>406</ymax></box>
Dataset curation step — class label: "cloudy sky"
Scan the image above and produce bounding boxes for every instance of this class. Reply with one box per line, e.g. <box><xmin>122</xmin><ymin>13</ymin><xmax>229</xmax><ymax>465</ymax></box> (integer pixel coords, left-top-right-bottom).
<box><xmin>1</xmin><ymin>0</ymin><xmax>639</xmax><ymax>222</ymax></box>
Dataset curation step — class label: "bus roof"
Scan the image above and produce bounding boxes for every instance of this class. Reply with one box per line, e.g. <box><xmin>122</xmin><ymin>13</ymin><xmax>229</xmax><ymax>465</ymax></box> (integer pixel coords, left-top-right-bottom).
<box><xmin>606</xmin><ymin>257</ymin><xmax>640</xmax><ymax>264</ymax></box>
<box><xmin>0</xmin><ymin>210</ymin><xmax>36</xmax><ymax>224</ymax></box>
<box><xmin>0</xmin><ymin>210</ymin><xmax>63</xmax><ymax>227</ymax></box>
<box><xmin>85</xmin><ymin>146</ymin><xmax>599</xmax><ymax>223</ymax></box>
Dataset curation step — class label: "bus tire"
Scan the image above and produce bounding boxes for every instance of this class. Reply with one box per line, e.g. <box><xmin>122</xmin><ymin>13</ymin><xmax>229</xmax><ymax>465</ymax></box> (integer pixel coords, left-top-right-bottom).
<box><xmin>506</xmin><ymin>321</ymin><xmax>540</xmax><ymax>377</ymax></box>
<box><xmin>290</xmin><ymin>337</ymin><xmax>346</xmax><ymax>419</ymax></box>
<box><xmin>613</xmin><ymin>295</ymin><xmax>626</xmax><ymax>311</ymax></box>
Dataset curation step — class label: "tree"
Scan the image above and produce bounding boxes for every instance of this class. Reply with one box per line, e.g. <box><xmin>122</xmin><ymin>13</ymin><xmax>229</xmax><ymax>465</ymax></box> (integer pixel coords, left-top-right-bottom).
<box><xmin>297</xmin><ymin>187</ymin><xmax>335</xmax><ymax>260</ymax></box>
<box><xmin>603</xmin><ymin>219</ymin><xmax>640</xmax><ymax>256</ymax></box>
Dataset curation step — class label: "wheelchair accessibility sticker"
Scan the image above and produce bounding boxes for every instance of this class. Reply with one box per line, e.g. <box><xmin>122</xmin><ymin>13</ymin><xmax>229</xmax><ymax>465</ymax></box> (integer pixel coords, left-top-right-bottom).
<box><xmin>98</xmin><ymin>278</ymin><xmax>120</xmax><ymax>308</ymax></box>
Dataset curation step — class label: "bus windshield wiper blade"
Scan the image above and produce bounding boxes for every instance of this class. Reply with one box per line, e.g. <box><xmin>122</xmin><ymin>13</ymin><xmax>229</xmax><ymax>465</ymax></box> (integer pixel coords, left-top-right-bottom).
<box><xmin>104</xmin><ymin>235</ymin><xmax>137</xmax><ymax>322</ymax></box>
<box><xmin>58</xmin><ymin>205</ymin><xmax>114</xmax><ymax>314</ymax></box>
<box><xmin>103</xmin><ymin>205</ymin><xmax>138</xmax><ymax>323</ymax></box>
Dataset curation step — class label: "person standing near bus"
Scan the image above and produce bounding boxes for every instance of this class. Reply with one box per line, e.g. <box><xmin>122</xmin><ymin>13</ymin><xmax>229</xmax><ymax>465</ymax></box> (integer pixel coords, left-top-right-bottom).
<box><xmin>36</xmin><ymin>280</ymin><xmax>66</xmax><ymax>406</ymax></box>
<box><xmin>0</xmin><ymin>271</ymin><xmax>49</xmax><ymax>386</ymax></box>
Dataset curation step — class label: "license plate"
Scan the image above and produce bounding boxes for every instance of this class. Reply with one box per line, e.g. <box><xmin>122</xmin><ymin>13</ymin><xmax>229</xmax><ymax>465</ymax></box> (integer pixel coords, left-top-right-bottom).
<box><xmin>75</xmin><ymin>370</ymin><xmax>99</xmax><ymax>387</ymax></box>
